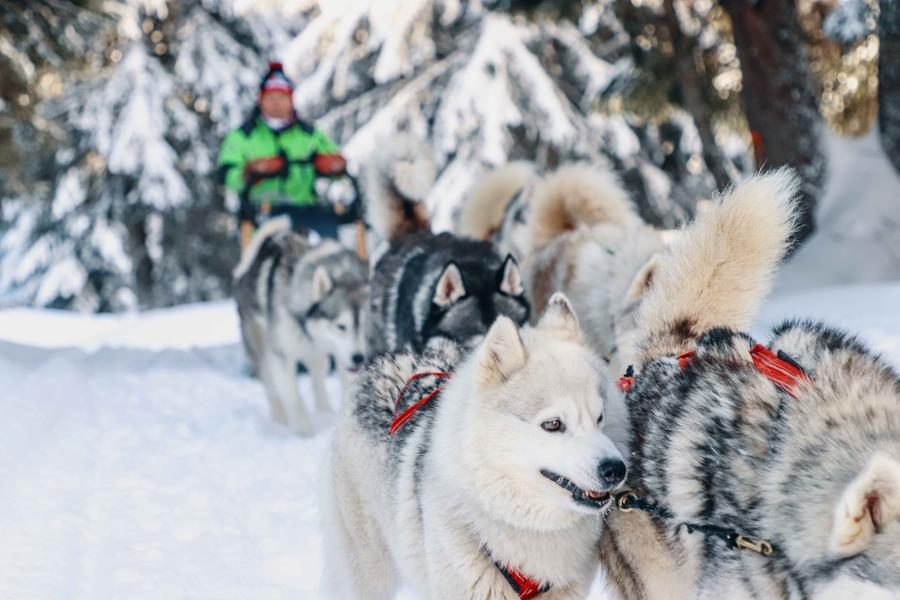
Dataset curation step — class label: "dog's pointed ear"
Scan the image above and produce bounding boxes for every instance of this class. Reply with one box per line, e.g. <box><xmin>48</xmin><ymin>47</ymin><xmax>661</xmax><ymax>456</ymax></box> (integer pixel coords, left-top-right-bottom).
<box><xmin>625</xmin><ymin>254</ymin><xmax>658</xmax><ymax>303</ymax></box>
<box><xmin>433</xmin><ymin>262</ymin><xmax>466</xmax><ymax>307</ymax></box>
<box><xmin>312</xmin><ymin>266</ymin><xmax>333</xmax><ymax>302</ymax></box>
<box><xmin>536</xmin><ymin>293</ymin><xmax>581</xmax><ymax>341</ymax></box>
<box><xmin>829</xmin><ymin>452</ymin><xmax>900</xmax><ymax>556</ymax></box>
<box><xmin>498</xmin><ymin>254</ymin><xmax>524</xmax><ymax>296</ymax></box>
<box><xmin>477</xmin><ymin>316</ymin><xmax>527</xmax><ymax>388</ymax></box>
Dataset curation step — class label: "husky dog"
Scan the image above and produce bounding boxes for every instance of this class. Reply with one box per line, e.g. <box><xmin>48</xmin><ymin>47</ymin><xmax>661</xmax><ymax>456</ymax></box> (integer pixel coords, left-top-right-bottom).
<box><xmin>365</xmin><ymin>141</ymin><xmax>530</xmax><ymax>356</ymax></box>
<box><xmin>362</xmin><ymin>131</ymin><xmax>438</xmax><ymax>262</ymax></box>
<box><xmin>524</xmin><ymin>164</ymin><xmax>670</xmax><ymax>371</ymax></box>
<box><xmin>458</xmin><ymin>161</ymin><xmax>537</xmax><ymax>262</ymax></box>
<box><xmin>323</xmin><ymin>294</ymin><xmax>628</xmax><ymax>599</ymax></box>
<box><xmin>234</xmin><ymin>217</ymin><xmax>368</xmax><ymax>434</ymax></box>
<box><xmin>600</xmin><ymin>170</ymin><xmax>900</xmax><ymax>599</ymax></box>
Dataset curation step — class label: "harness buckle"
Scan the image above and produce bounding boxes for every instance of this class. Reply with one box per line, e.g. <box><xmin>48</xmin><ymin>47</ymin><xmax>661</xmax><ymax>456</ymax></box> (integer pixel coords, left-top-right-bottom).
<box><xmin>616</xmin><ymin>491</ymin><xmax>638</xmax><ymax>513</ymax></box>
<box><xmin>734</xmin><ymin>534</ymin><xmax>774</xmax><ymax>556</ymax></box>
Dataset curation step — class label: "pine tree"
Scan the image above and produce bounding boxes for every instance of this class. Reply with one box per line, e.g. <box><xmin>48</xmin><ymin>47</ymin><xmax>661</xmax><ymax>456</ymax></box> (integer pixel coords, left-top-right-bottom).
<box><xmin>2</xmin><ymin>0</ymin><xmax>751</xmax><ymax>311</ymax></box>
<box><xmin>290</xmin><ymin>1</ymin><xmax>727</xmax><ymax>229</ymax></box>
<box><xmin>0</xmin><ymin>0</ymin><xmax>301</xmax><ymax>310</ymax></box>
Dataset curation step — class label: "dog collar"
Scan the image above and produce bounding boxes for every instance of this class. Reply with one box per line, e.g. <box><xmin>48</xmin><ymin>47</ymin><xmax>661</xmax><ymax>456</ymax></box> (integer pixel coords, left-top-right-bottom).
<box><xmin>388</xmin><ymin>371</ymin><xmax>450</xmax><ymax>435</ymax></box>
<box><xmin>484</xmin><ymin>547</ymin><xmax>551</xmax><ymax>599</ymax></box>
<box><xmin>618</xmin><ymin>344</ymin><xmax>809</xmax><ymax>397</ymax></box>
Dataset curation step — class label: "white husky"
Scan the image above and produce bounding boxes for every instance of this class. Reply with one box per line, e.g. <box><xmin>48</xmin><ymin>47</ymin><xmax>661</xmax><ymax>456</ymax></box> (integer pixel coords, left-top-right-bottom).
<box><xmin>323</xmin><ymin>294</ymin><xmax>627</xmax><ymax>599</ymax></box>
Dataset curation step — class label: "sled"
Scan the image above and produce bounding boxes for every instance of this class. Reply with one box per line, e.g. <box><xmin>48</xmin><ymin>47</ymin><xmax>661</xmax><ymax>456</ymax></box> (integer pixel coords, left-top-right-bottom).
<box><xmin>238</xmin><ymin>153</ymin><xmax>368</xmax><ymax>260</ymax></box>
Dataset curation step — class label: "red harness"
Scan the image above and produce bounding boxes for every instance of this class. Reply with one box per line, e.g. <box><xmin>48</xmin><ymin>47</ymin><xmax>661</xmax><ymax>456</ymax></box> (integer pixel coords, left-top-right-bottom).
<box><xmin>493</xmin><ymin>558</ymin><xmax>551</xmax><ymax>599</ymax></box>
<box><xmin>388</xmin><ymin>371</ymin><xmax>450</xmax><ymax>435</ymax></box>
<box><xmin>389</xmin><ymin>373</ymin><xmax>551</xmax><ymax>598</ymax></box>
<box><xmin>617</xmin><ymin>344</ymin><xmax>810</xmax><ymax>396</ymax></box>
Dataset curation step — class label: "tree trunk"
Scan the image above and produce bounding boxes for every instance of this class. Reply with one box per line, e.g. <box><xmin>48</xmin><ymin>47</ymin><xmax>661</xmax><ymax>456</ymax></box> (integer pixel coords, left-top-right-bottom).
<box><xmin>128</xmin><ymin>214</ymin><xmax>154</xmax><ymax>308</ymax></box>
<box><xmin>663</xmin><ymin>0</ymin><xmax>734</xmax><ymax>191</ymax></box>
<box><xmin>722</xmin><ymin>0</ymin><xmax>826</xmax><ymax>247</ymax></box>
<box><xmin>879</xmin><ymin>0</ymin><xmax>900</xmax><ymax>174</ymax></box>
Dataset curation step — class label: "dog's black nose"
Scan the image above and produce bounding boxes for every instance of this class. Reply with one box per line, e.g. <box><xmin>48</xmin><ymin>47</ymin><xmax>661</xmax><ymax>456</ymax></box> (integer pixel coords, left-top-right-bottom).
<box><xmin>352</xmin><ymin>353</ymin><xmax>365</xmax><ymax>366</ymax></box>
<box><xmin>597</xmin><ymin>459</ymin><xmax>627</xmax><ymax>488</ymax></box>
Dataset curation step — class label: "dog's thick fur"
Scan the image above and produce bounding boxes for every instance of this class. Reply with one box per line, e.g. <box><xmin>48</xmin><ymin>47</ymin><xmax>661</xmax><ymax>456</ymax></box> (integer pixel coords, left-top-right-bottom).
<box><xmin>363</xmin><ymin>132</ymin><xmax>437</xmax><ymax>249</ymax></box>
<box><xmin>365</xmin><ymin>140</ymin><xmax>529</xmax><ymax>356</ymax></box>
<box><xmin>234</xmin><ymin>217</ymin><xmax>368</xmax><ymax>434</ymax></box>
<box><xmin>523</xmin><ymin>164</ymin><xmax>669</xmax><ymax>372</ymax></box>
<box><xmin>529</xmin><ymin>164</ymin><xmax>642</xmax><ymax>250</ymax></box>
<box><xmin>324</xmin><ymin>295</ymin><xmax>628</xmax><ymax>599</ymax></box>
<box><xmin>458</xmin><ymin>161</ymin><xmax>537</xmax><ymax>243</ymax></box>
<box><xmin>600</xmin><ymin>169</ymin><xmax>900</xmax><ymax>599</ymax></box>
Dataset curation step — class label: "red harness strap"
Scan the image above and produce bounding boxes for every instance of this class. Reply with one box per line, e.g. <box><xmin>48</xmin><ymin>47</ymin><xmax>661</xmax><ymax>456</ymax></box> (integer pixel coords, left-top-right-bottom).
<box><xmin>492</xmin><ymin>557</ymin><xmax>551</xmax><ymax>599</ymax></box>
<box><xmin>618</xmin><ymin>346</ymin><xmax>809</xmax><ymax>397</ymax></box>
<box><xmin>748</xmin><ymin>344</ymin><xmax>809</xmax><ymax>398</ymax></box>
<box><xmin>618</xmin><ymin>364</ymin><xmax>636</xmax><ymax>393</ymax></box>
<box><xmin>388</xmin><ymin>371</ymin><xmax>450</xmax><ymax>435</ymax></box>
<box><xmin>676</xmin><ymin>350</ymin><xmax>696</xmax><ymax>371</ymax></box>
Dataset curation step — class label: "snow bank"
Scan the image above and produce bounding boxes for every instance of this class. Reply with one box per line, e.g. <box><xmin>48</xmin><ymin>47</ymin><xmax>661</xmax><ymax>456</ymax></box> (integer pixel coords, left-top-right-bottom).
<box><xmin>0</xmin><ymin>301</ymin><xmax>240</xmax><ymax>351</ymax></box>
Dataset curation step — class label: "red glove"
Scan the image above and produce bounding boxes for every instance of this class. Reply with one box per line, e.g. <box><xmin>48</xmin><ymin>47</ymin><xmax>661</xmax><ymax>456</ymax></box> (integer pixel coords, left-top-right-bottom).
<box><xmin>313</xmin><ymin>153</ymin><xmax>347</xmax><ymax>177</ymax></box>
<box><xmin>244</xmin><ymin>156</ymin><xmax>286</xmax><ymax>180</ymax></box>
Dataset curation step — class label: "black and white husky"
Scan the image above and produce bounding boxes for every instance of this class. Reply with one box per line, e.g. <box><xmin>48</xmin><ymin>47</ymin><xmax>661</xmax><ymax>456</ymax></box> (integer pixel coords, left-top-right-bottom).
<box><xmin>600</xmin><ymin>170</ymin><xmax>900</xmax><ymax>599</ymax></box>
<box><xmin>233</xmin><ymin>217</ymin><xmax>368</xmax><ymax>435</ymax></box>
<box><xmin>324</xmin><ymin>294</ymin><xmax>627</xmax><ymax>599</ymax></box>
<box><xmin>364</xmin><ymin>137</ymin><xmax>530</xmax><ymax>356</ymax></box>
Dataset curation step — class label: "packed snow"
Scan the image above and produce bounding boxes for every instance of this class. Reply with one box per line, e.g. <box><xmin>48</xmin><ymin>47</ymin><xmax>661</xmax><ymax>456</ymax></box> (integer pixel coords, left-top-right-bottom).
<box><xmin>1</xmin><ymin>280</ymin><xmax>898</xmax><ymax>599</ymax></box>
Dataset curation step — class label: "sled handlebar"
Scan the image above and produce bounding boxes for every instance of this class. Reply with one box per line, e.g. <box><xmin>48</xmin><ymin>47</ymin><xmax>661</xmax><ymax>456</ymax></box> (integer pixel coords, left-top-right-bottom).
<box><xmin>238</xmin><ymin>154</ymin><xmax>365</xmax><ymax>226</ymax></box>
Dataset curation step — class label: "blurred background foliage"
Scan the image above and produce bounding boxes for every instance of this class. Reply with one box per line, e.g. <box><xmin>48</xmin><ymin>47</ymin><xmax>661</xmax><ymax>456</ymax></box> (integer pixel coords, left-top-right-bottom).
<box><xmin>0</xmin><ymin>0</ymin><xmax>894</xmax><ymax>311</ymax></box>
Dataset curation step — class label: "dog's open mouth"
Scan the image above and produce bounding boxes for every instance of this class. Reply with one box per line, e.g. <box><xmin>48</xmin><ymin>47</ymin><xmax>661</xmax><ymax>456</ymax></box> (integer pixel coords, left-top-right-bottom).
<box><xmin>540</xmin><ymin>469</ymin><xmax>611</xmax><ymax>509</ymax></box>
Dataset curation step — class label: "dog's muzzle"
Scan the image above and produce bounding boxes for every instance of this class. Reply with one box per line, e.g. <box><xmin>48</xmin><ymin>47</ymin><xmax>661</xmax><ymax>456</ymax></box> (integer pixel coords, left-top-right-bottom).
<box><xmin>540</xmin><ymin>468</ymin><xmax>622</xmax><ymax>510</ymax></box>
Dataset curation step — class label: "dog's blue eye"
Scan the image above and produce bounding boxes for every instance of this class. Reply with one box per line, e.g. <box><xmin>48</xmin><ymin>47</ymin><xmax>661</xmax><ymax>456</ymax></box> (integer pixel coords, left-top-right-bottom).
<box><xmin>597</xmin><ymin>414</ymin><xmax>604</xmax><ymax>425</ymax></box>
<box><xmin>337</xmin><ymin>324</ymin><xmax>347</xmax><ymax>331</ymax></box>
<box><xmin>541</xmin><ymin>419</ymin><xmax>565</xmax><ymax>433</ymax></box>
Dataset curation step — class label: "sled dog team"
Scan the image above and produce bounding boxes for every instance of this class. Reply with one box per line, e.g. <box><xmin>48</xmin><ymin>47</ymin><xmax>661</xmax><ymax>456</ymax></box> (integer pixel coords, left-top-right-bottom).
<box><xmin>234</xmin><ymin>137</ymin><xmax>900</xmax><ymax>599</ymax></box>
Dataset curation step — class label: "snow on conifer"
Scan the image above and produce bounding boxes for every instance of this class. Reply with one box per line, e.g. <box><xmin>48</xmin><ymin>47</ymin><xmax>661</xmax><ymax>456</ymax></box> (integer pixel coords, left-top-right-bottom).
<box><xmin>0</xmin><ymin>0</ymin><xmax>732</xmax><ymax>311</ymax></box>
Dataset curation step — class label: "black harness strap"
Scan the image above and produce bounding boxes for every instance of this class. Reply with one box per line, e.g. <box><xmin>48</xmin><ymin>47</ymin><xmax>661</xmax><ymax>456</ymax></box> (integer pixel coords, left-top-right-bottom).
<box><xmin>615</xmin><ymin>492</ymin><xmax>774</xmax><ymax>557</ymax></box>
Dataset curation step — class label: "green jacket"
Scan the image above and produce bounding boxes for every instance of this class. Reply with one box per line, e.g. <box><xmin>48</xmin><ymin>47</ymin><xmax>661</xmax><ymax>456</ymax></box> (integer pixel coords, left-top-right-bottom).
<box><xmin>217</xmin><ymin>112</ymin><xmax>338</xmax><ymax>207</ymax></box>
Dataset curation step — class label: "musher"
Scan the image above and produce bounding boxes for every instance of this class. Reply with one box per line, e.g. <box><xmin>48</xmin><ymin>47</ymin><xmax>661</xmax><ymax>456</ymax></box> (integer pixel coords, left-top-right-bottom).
<box><xmin>218</xmin><ymin>62</ymin><xmax>355</xmax><ymax>250</ymax></box>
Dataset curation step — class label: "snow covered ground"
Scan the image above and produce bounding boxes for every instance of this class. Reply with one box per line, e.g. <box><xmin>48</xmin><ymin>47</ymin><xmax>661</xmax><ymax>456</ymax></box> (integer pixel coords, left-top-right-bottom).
<box><xmin>0</xmin><ymin>282</ymin><xmax>898</xmax><ymax>599</ymax></box>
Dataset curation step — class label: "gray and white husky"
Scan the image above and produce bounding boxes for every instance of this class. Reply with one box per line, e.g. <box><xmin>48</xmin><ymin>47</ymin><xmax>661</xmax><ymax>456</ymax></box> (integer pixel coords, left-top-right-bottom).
<box><xmin>323</xmin><ymin>294</ymin><xmax>627</xmax><ymax>599</ymax></box>
<box><xmin>233</xmin><ymin>217</ymin><xmax>368</xmax><ymax>435</ymax></box>
<box><xmin>600</xmin><ymin>170</ymin><xmax>900</xmax><ymax>599</ymax></box>
<box><xmin>465</xmin><ymin>162</ymin><xmax>673</xmax><ymax>371</ymax></box>
<box><xmin>523</xmin><ymin>163</ymin><xmax>673</xmax><ymax>367</ymax></box>
<box><xmin>365</xmin><ymin>139</ymin><xmax>530</xmax><ymax>356</ymax></box>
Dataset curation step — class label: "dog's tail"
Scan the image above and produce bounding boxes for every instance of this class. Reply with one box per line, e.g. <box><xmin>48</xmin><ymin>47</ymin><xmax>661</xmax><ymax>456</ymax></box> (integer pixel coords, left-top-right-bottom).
<box><xmin>636</xmin><ymin>169</ymin><xmax>799</xmax><ymax>362</ymax></box>
<box><xmin>233</xmin><ymin>216</ymin><xmax>291</xmax><ymax>280</ymax></box>
<box><xmin>364</xmin><ymin>132</ymin><xmax>437</xmax><ymax>242</ymax></box>
<box><xmin>530</xmin><ymin>163</ymin><xmax>639</xmax><ymax>248</ymax></box>
<box><xmin>458</xmin><ymin>161</ymin><xmax>536</xmax><ymax>240</ymax></box>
